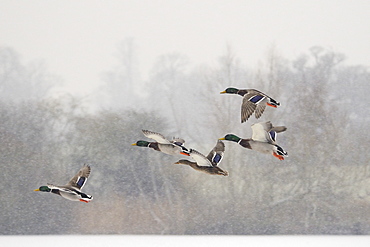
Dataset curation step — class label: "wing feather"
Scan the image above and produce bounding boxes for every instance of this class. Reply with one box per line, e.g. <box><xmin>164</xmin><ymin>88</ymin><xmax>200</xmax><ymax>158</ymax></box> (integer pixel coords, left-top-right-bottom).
<box><xmin>251</xmin><ymin>122</ymin><xmax>287</xmax><ymax>143</ymax></box>
<box><xmin>251</xmin><ymin>122</ymin><xmax>270</xmax><ymax>142</ymax></box>
<box><xmin>189</xmin><ymin>149</ymin><xmax>212</xmax><ymax>167</ymax></box>
<box><xmin>255</xmin><ymin>103</ymin><xmax>267</xmax><ymax>119</ymax></box>
<box><xmin>171</xmin><ymin>138</ymin><xmax>186</xmax><ymax>146</ymax></box>
<box><xmin>142</xmin><ymin>130</ymin><xmax>171</xmax><ymax>144</ymax></box>
<box><xmin>241</xmin><ymin>91</ymin><xmax>267</xmax><ymax>122</ymax></box>
<box><xmin>241</xmin><ymin>96</ymin><xmax>257</xmax><ymax>123</ymax></box>
<box><xmin>67</xmin><ymin>165</ymin><xmax>91</xmax><ymax>190</ymax></box>
<box><xmin>206</xmin><ymin>140</ymin><xmax>225</xmax><ymax>167</ymax></box>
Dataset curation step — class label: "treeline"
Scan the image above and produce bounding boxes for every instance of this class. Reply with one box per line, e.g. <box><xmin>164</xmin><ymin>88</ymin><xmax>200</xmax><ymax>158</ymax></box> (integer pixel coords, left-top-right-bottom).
<box><xmin>0</xmin><ymin>45</ymin><xmax>369</xmax><ymax>235</ymax></box>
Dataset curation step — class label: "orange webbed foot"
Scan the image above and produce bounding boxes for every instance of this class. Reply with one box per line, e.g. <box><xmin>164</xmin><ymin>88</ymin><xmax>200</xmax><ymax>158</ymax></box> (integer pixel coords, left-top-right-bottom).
<box><xmin>266</xmin><ymin>102</ymin><xmax>277</xmax><ymax>108</ymax></box>
<box><xmin>273</xmin><ymin>152</ymin><xmax>284</xmax><ymax>160</ymax></box>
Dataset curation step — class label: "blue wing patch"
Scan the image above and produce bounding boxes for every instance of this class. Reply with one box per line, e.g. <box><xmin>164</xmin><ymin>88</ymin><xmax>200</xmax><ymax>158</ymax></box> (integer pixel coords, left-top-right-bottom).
<box><xmin>249</xmin><ymin>95</ymin><xmax>265</xmax><ymax>104</ymax></box>
<box><xmin>212</xmin><ymin>153</ymin><xmax>222</xmax><ymax>164</ymax></box>
<box><xmin>76</xmin><ymin>177</ymin><xmax>86</xmax><ymax>188</ymax></box>
<box><xmin>269</xmin><ymin>130</ymin><xmax>276</xmax><ymax>142</ymax></box>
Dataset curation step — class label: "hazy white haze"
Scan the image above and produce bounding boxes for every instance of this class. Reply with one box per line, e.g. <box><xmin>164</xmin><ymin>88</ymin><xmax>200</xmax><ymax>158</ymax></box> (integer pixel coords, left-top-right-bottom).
<box><xmin>1</xmin><ymin>0</ymin><xmax>369</xmax><ymax>99</ymax></box>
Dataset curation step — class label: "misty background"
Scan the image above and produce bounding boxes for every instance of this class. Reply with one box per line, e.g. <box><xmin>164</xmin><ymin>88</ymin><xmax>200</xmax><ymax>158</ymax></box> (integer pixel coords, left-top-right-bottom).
<box><xmin>1</xmin><ymin>1</ymin><xmax>370</xmax><ymax>235</ymax></box>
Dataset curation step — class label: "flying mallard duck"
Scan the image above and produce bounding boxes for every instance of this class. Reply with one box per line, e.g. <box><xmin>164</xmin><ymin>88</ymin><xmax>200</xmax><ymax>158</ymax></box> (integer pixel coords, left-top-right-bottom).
<box><xmin>220</xmin><ymin>87</ymin><xmax>280</xmax><ymax>122</ymax></box>
<box><xmin>34</xmin><ymin>164</ymin><xmax>93</xmax><ymax>203</ymax></box>
<box><xmin>132</xmin><ymin>130</ymin><xmax>190</xmax><ymax>156</ymax></box>
<box><xmin>175</xmin><ymin>140</ymin><xmax>228</xmax><ymax>176</ymax></box>
<box><xmin>219</xmin><ymin>121</ymin><xmax>288</xmax><ymax>160</ymax></box>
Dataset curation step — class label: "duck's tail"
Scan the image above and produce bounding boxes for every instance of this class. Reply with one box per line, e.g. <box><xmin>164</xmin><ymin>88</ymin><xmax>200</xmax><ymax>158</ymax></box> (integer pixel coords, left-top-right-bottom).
<box><xmin>267</xmin><ymin>98</ymin><xmax>280</xmax><ymax>107</ymax></box>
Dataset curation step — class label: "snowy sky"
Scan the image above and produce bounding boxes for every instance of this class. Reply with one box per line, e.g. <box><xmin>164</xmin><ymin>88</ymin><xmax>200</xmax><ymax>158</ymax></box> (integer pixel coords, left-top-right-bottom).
<box><xmin>1</xmin><ymin>0</ymin><xmax>369</xmax><ymax>95</ymax></box>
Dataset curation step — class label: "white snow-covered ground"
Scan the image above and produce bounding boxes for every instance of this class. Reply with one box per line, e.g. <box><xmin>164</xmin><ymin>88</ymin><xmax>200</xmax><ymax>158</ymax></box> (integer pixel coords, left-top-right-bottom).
<box><xmin>0</xmin><ymin>235</ymin><xmax>369</xmax><ymax>247</ymax></box>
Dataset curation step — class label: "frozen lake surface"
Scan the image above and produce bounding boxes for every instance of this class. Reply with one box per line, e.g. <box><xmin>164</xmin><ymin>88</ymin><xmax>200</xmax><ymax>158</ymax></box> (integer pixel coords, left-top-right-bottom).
<box><xmin>0</xmin><ymin>235</ymin><xmax>369</xmax><ymax>247</ymax></box>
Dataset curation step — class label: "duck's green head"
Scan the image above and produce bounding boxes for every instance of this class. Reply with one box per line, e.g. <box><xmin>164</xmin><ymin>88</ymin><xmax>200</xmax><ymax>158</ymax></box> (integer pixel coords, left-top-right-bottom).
<box><xmin>220</xmin><ymin>87</ymin><xmax>239</xmax><ymax>94</ymax></box>
<box><xmin>132</xmin><ymin>140</ymin><xmax>150</xmax><ymax>147</ymax></box>
<box><xmin>34</xmin><ymin>186</ymin><xmax>51</xmax><ymax>192</ymax></box>
<box><xmin>219</xmin><ymin>134</ymin><xmax>241</xmax><ymax>143</ymax></box>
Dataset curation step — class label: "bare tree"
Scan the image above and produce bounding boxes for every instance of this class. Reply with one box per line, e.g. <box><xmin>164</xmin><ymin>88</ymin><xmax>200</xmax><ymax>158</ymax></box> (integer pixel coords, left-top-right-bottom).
<box><xmin>0</xmin><ymin>47</ymin><xmax>58</xmax><ymax>102</ymax></box>
<box><xmin>98</xmin><ymin>38</ymin><xmax>142</xmax><ymax>111</ymax></box>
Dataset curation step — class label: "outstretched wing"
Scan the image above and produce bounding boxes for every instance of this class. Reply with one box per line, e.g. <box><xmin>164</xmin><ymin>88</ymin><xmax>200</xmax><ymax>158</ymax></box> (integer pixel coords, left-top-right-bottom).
<box><xmin>258</xmin><ymin>121</ymin><xmax>273</xmax><ymax>132</ymax></box>
<box><xmin>268</xmin><ymin>125</ymin><xmax>287</xmax><ymax>142</ymax></box>
<box><xmin>255</xmin><ymin>103</ymin><xmax>267</xmax><ymax>119</ymax></box>
<box><xmin>241</xmin><ymin>96</ymin><xmax>257</xmax><ymax>123</ymax></box>
<box><xmin>251</xmin><ymin>122</ymin><xmax>271</xmax><ymax>142</ymax></box>
<box><xmin>171</xmin><ymin>138</ymin><xmax>186</xmax><ymax>146</ymax></box>
<box><xmin>270</xmin><ymin>125</ymin><xmax>287</xmax><ymax>134</ymax></box>
<box><xmin>241</xmin><ymin>91</ymin><xmax>267</xmax><ymax>122</ymax></box>
<box><xmin>252</xmin><ymin>122</ymin><xmax>287</xmax><ymax>143</ymax></box>
<box><xmin>269</xmin><ymin>130</ymin><xmax>277</xmax><ymax>142</ymax></box>
<box><xmin>206</xmin><ymin>140</ymin><xmax>225</xmax><ymax>167</ymax></box>
<box><xmin>142</xmin><ymin>130</ymin><xmax>171</xmax><ymax>144</ymax></box>
<box><xmin>66</xmin><ymin>165</ymin><xmax>91</xmax><ymax>190</ymax></box>
<box><xmin>189</xmin><ymin>149</ymin><xmax>212</xmax><ymax>167</ymax></box>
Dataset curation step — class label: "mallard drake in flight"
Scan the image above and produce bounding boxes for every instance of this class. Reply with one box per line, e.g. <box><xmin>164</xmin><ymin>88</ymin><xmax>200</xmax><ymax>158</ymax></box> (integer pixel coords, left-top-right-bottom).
<box><xmin>220</xmin><ymin>87</ymin><xmax>280</xmax><ymax>122</ymax></box>
<box><xmin>220</xmin><ymin>121</ymin><xmax>288</xmax><ymax>160</ymax></box>
<box><xmin>34</xmin><ymin>165</ymin><xmax>93</xmax><ymax>203</ymax></box>
<box><xmin>175</xmin><ymin>140</ymin><xmax>228</xmax><ymax>176</ymax></box>
<box><xmin>132</xmin><ymin>130</ymin><xmax>190</xmax><ymax>156</ymax></box>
